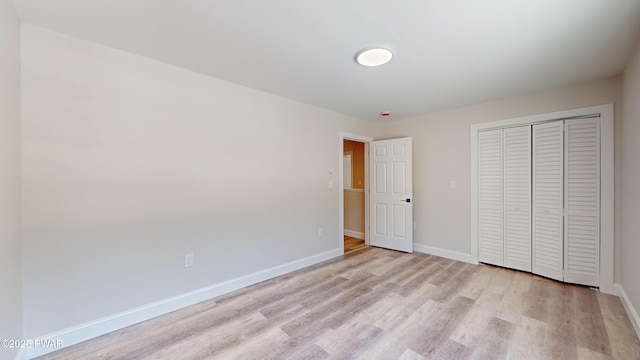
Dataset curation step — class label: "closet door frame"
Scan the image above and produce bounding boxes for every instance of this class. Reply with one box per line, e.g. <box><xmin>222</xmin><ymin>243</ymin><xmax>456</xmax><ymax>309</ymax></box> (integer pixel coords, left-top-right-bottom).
<box><xmin>470</xmin><ymin>104</ymin><xmax>614</xmax><ymax>294</ymax></box>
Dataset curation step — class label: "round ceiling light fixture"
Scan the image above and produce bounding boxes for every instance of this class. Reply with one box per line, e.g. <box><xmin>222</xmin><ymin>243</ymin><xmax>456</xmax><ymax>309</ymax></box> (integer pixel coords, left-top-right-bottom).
<box><xmin>356</xmin><ymin>48</ymin><xmax>393</xmax><ymax>67</ymax></box>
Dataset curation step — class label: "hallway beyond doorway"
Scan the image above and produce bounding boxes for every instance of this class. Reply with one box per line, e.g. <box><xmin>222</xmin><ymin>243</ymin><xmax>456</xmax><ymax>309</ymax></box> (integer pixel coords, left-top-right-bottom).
<box><xmin>344</xmin><ymin>236</ymin><xmax>365</xmax><ymax>253</ymax></box>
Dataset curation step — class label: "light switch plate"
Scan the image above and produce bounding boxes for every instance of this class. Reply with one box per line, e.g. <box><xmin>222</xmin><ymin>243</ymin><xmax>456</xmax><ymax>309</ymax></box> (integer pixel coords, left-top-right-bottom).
<box><xmin>184</xmin><ymin>254</ymin><xmax>194</xmax><ymax>268</ymax></box>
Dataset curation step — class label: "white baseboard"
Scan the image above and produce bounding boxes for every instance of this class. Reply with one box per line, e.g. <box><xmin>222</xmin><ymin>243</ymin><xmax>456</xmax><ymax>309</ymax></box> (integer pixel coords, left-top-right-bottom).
<box><xmin>25</xmin><ymin>248</ymin><xmax>342</xmax><ymax>359</ymax></box>
<box><xmin>614</xmin><ymin>283</ymin><xmax>640</xmax><ymax>340</ymax></box>
<box><xmin>344</xmin><ymin>230</ymin><xmax>364</xmax><ymax>239</ymax></box>
<box><xmin>413</xmin><ymin>243</ymin><xmax>476</xmax><ymax>265</ymax></box>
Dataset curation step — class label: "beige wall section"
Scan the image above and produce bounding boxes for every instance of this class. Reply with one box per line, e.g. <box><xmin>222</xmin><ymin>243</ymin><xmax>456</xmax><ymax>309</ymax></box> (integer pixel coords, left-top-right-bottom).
<box><xmin>621</xmin><ymin>43</ymin><xmax>640</xmax><ymax>321</ymax></box>
<box><xmin>20</xmin><ymin>25</ymin><xmax>373</xmax><ymax>338</ymax></box>
<box><xmin>376</xmin><ymin>77</ymin><xmax>622</xmax><ymax>264</ymax></box>
<box><xmin>344</xmin><ymin>190</ymin><xmax>365</xmax><ymax>237</ymax></box>
<box><xmin>0</xmin><ymin>1</ymin><xmax>23</xmax><ymax>359</ymax></box>
<box><xmin>343</xmin><ymin>140</ymin><xmax>365</xmax><ymax>189</ymax></box>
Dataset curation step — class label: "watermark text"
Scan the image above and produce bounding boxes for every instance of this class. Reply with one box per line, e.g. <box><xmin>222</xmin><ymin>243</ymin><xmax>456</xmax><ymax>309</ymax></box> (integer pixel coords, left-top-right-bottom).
<box><xmin>1</xmin><ymin>339</ymin><xmax>64</xmax><ymax>349</ymax></box>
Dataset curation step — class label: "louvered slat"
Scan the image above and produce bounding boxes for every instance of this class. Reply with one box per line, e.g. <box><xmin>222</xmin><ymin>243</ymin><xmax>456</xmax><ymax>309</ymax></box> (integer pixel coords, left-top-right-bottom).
<box><xmin>479</xmin><ymin>129</ymin><xmax>503</xmax><ymax>266</ymax></box>
<box><xmin>532</xmin><ymin>122</ymin><xmax>563</xmax><ymax>281</ymax></box>
<box><xmin>564</xmin><ymin>118</ymin><xmax>600</xmax><ymax>286</ymax></box>
<box><xmin>503</xmin><ymin>126</ymin><xmax>531</xmax><ymax>271</ymax></box>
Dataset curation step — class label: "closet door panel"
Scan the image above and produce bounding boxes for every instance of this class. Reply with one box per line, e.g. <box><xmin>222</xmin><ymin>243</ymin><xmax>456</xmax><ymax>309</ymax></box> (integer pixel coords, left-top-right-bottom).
<box><xmin>564</xmin><ymin>119</ymin><xmax>600</xmax><ymax>286</ymax></box>
<box><xmin>479</xmin><ymin>129</ymin><xmax>504</xmax><ymax>266</ymax></box>
<box><xmin>532</xmin><ymin>122</ymin><xmax>564</xmax><ymax>281</ymax></box>
<box><xmin>503</xmin><ymin>126</ymin><xmax>531</xmax><ymax>272</ymax></box>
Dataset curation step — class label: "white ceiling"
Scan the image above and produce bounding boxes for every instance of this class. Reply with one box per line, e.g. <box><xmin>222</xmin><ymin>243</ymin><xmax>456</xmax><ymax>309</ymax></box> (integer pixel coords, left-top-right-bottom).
<box><xmin>12</xmin><ymin>0</ymin><xmax>640</xmax><ymax>122</ymax></box>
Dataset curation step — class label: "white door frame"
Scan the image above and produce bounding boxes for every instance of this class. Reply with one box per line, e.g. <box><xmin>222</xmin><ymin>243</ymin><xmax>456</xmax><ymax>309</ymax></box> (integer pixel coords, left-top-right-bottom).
<box><xmin>470</xmin><ymin>104</ymin><xmax>614</xmax><ymax>294</ymax></box>
<box><xmin>339</xmin><ymin>132</ymin><xmax>373</xmax><ymax>254</ymax></box>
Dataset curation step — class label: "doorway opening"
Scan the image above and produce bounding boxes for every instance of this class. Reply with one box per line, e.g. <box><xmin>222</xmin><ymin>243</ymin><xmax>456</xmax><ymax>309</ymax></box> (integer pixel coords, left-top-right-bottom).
<box><xmin>339</xmin><ymin>132</ymin><xmax>372</xmax><ymax>254</ymax></box>
<box><xmin>343</xmin><ymin>139</ymin><xmax>366</xmax><ymax>253</ymax></box>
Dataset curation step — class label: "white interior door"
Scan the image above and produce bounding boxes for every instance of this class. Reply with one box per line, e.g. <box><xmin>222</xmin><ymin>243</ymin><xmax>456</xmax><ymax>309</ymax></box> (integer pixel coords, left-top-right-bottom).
<box><xmin>564</xmin><ymin>118</ymin><xmax>600</xmax><ymax>287</ymax></box>
<box><xmin>478</xmin><ymin>129</ymin><xmax>504</xmax><ymax>266</ymax></box>
<box><xmin>369</xmin><ymin>138</ymin><xmax>413</xmax><ymax>252</ymax></box>
<box><xmin>504</xmin><ymin>126</ymin><xmax>532</xmax><ymax>272</ymax></box>
<box><xmin>532</xmin><ymin>121</ymin><xmax>564</xmax><ymax>282</ymax></box>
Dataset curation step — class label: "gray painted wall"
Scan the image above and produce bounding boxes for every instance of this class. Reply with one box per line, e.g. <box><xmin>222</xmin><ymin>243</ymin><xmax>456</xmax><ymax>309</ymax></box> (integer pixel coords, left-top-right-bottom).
<box><xmin>0</xmin><ymin>0</ymin><xmax>22</xmax><ymax>359</ymax></box>
<box><xmin>20</xmin><ymin>25</ymin><xmax>373</xmax><ymax>338</ymax></box>
<box><xmin>621</xmin><ymin>42</ymin><xmax>640</xmax><ymax>327</ymax></box>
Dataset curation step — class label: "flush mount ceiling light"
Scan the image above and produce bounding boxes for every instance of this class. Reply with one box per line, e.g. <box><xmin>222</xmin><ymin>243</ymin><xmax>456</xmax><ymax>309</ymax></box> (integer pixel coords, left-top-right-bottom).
<box><xmin>356</xmin><ymin>48</ymin><xmax>393</xmax><ymax>67</ymax></box>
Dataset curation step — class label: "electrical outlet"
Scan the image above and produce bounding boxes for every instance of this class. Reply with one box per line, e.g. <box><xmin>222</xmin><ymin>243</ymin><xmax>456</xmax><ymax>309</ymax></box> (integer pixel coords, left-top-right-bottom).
<box><xmin>413</xmin><ymin>222</ymin><xmax>417</xmax><ymax>230</ymax></box>
<box><xmin>449</xmin><ymin>180</ymin><xmax>457</xmax><ymax>189</ymax></box>
<box><xmin>318</xmin><ymin>227</ymin><xmax>324</xmax><ymax>237</ymax></box>
<box><xmin>184</xmin><ymin>254</ymin><xmax>194</xmax><ymax>268</ymax></box>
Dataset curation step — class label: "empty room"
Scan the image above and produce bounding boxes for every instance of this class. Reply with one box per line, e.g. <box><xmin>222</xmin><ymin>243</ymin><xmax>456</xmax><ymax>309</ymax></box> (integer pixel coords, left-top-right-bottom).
<box><xmin>2</xmin><ymin>0</ymin><xmax>640</xmax><ymax>359</ymax></box>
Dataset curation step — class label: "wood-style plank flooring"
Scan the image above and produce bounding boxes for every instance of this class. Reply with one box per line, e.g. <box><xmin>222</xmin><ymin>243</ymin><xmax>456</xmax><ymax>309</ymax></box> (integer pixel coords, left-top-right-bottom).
<box><xmin>37</xmin><ymin>246</ymin><xmax>640</xmax><ymax>360</ymax></box>
<box><xmin>344</xmin><ymin>236</ymin><xmax>365</xmax><ymax>253</ymax></box>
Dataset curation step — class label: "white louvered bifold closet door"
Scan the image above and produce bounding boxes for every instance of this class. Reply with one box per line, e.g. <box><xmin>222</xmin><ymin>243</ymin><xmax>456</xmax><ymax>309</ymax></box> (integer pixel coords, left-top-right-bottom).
<box><xmin>564</xmin><ymin>118</ymin><xmax>600</xmax><ymax>287</ymax></box>
<box><xmin>479</xmin><ymin>129</ymin><xmax>504</xmax><ymax>266</ymax></box>
<box><xmin>503</xmin><ymin>126</ymin><xmax>531</xmax><ymax>272</ymax></box>
<box><xmin>532</xmin><ymin>122</ymin><xmax>564</xmax><ymax>281</ymax></box>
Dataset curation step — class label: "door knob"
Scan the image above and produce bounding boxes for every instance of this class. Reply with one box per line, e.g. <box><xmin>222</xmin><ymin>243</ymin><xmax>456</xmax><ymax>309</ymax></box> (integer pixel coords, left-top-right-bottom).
<box><xmin>403</xmin><ymin>199</ymin><xmax>411</xmax><ymax>203</ymax></box>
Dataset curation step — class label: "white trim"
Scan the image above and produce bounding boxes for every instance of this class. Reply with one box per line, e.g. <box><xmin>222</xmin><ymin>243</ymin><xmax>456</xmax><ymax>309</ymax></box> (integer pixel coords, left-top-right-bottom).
<box><xmin>339</xmin><ymin>132</ymin><xmax>373</xmax><ymax>253</ymax></box>
<box><xmin>614</xmin><ymin>283</ymin><xmax>640</xmax><ymax>340</ymax></box>
<box><xmin>25</xmin><ymin>248</ymin><xmax>342</xmax><ymax>359</ymax></box>
<box><xmin>413</xmin><ymin>243</ymin><xmax>475</xmax><ymax>264</ymax></box>
<box><xmin>14</xmin><ymin>348</ymin><xmax>26</xmax><ymax>360</ymax></box>
<box><xmin>599</xmin><ymin>105</ymin><xmax>615</xmax><ymax>294</ymax></box>
<box><xmin>470</xmin><ymin>104</ymin><xmax>615</xmax><ymax>294</ymax></box>
<box><xmin>344</xmin><ymin>230</ymin><xmax>365</xmax><ymax>239</ymax></box>
<box><xmin>364</xmin><ymin>141</ymin><xmax>370</xmax><ymax>246</ymax></box>
<box><xmin>470</xmin><ymin>105</ymin><xmax>609</xmax><ymax>130</ymax></box>
<box><xmin>470</xmin><ymin>122</ymin><xmax>479</xmax><ymax>264</ymax></box>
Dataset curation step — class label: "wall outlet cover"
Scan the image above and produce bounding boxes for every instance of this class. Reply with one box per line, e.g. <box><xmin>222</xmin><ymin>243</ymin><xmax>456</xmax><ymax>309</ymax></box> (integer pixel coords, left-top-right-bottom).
<box><xmin>184</xmin><ymin>254</ymin><xmax>194</xmax><ymax>268</ymax></box>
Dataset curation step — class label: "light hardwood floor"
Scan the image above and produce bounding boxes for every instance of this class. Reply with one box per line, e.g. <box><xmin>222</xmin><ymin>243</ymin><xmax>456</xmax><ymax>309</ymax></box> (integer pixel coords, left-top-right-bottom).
<box><xmin>344</xmin><ymin>236</ymin><xmax>365</xmax><ymax>253</ymax></box>
<box><xmin>37</xmin><ymin>246</ymin><xmax>640</xmax><ymax>359</ymax></box>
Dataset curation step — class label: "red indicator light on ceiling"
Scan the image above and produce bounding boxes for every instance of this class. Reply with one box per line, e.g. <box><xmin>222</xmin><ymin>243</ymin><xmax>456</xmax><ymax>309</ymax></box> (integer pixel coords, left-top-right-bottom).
<box><xmin>381</xmin><ymin>112</ymin><xmax>390</xmax><ymax>117</ymax></box>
